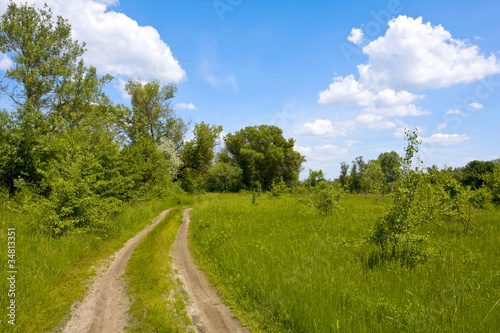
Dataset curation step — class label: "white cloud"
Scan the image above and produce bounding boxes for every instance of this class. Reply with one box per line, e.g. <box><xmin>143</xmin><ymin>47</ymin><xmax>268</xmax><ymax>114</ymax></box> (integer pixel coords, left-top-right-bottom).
<box><xmin>318</xmin><ymin>75</ymin><xmax>372</xmax><ymax>106</ymax></box>
<box><xmin>347</xmin><ymin>28</ymin><xmax>364</xmax><ymax>45</ymax></box>
<box><xmin>0</xmin><ymin>54</ymin><xmax>12</xmax><ymax>70</ymax></box>
<box><xmin>318</xmin><ymin>75</ymin><xmax>426</xmax><ymax>117</ymax></box>
<box><xmin>437</xmin><ymin>122</ymin><xmax>447</xmax><ymax>129</ymax></box>
<box><xmin>447</xmin><ymin>109</ymin><xmax>461</xmax><ymax>115</ymax></box>
<box><xmin>319</xmin><ymin>15</ymin><xmax>500</xmax><ymax>136</ymax></box>
<box><xmin>295</xmin><ymin>119</ymin><xmax>353</xmax><ymax>137</ymax></box>
<box><xmin>296</xmin><ymin>144</ymin><xmax>348</xmax><ymax>163</ymax></box>
<box><xmin>0</xmin><ymin>0</ymin><xmax>186</xmax><ymax>83</ymax></box>
<box><xmin>355</xmin><ymin>114</ymin><xmax>396</xmax><ymax>129</ymax></box>
<box><xmin>176</xmin><ymin>102</ymin><xmax>196</xmax><ymax>110</ymax></box>
<box><xmin>469</xmin><ymin>102</ymin><xmax>483</xmax><ymax>110</ymax></box>
<box><xmin>421</xmin><ymin>133</ymin><xmax>469</xmax><ymax>146</ymax></box>
<box><xmin>358</xmin><ymin>16</ymin><xmax>500</xmax><ymax>90</ymax></box>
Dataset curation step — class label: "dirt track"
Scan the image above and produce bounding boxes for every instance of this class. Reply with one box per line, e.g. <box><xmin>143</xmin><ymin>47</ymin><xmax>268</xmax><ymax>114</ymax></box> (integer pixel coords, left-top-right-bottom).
<box><xmin>173</xmin><ymin>208</ymin><xmax>250</xmax><ymax>333</ymax></box>
<box><xmin>62</xmin><ymin>209</ymin><xmax>170</xmax><ymax>333</ymax></box>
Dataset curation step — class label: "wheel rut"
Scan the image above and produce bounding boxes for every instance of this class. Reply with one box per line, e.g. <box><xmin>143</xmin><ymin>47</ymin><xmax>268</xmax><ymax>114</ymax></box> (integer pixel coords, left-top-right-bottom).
<box><xmin>62</xmin><ymin>209</ymin><xmax>170</xmax><ymax>333</ymax></box>
<box><xmin>172</xmin><ymin>208</ymin><xmax>249</xmax><ymax>333</ymax></box>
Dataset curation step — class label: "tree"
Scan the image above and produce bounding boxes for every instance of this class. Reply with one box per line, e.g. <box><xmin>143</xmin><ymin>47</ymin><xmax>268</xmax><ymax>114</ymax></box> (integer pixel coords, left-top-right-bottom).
<box><xmin>225</xmin><ymin>125</ymin><xmax>304</xmax><ymax>190</ymax></box>
<box><xmin>304</xmin><ymin>169</ymin><xmax>326</xmax><ymax>188</ymax></box>
<box><xmin>0</xmin><ymin>2</ymin><xmax>112</xmax><ymax>121</ymax></box>
<box><xmin>377</xmin><ymin>151</ymin><xmax>402</xmax><ymax>189</ymax></box>
<box><xmin>459</xmin><ymin>160</ymin><xmax>496</xmax><ymax>190</ymax></box>
<box><xmin>0</xmin><ymin>2</ymin><xmax>84</xmax><ymax>109</ymax></box>
<box><xmin>339</xmin><ymin>162</ymin><xmax>350</xmax><ymax>189</ymax></box>
<box><xmin>361</xmin><ymin>160</ymin><xmax>386</xmax><ymax>194</ymax></box>
<box><xmin>205</xmin><ymin>162</ymin><xmax>242</xmax><ymax>192</ymax></box>
<box><xmin>0</xmin><ymin>2</ymin><xmax>114</xmax><ymax>193</ymax></box>
<box><xmin>124</xmin><ymin>78</ymin><xmax>186</xmax><ymax>147</ymax></box>
<box><xmin>177</xmin><ymin>122</ymin><xmax>223</xmax><ymax>192</ymax></box>
<box><xmin>369</xmin><ymin>128</ymin><xmax>438</xmax><ymax>262</ymax></box>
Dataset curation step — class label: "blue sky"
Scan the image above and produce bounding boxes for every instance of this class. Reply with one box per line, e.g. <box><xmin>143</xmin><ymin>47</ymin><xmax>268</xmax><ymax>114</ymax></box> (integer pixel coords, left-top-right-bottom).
<box><xmin>1</xmin><ymin>0</ymin><xmax>499</xmax><ymax>179</ymax></box>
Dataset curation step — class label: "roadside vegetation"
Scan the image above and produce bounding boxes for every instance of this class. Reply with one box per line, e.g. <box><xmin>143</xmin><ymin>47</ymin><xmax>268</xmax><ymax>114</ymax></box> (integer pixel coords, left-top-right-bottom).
<box><xmin>0</xmin><ymin>197</ymin><xmax>187</xmax><ymax>332</ymax></box>
<box><xmin>126</xmin><ymin>207</ymin><xmax>193</xmax><ymax>333</ymax></box>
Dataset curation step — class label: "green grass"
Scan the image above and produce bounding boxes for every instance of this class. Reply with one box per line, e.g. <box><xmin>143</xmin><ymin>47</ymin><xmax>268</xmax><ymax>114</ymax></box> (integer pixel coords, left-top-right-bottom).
<box><xmin>189</xmin><ymin>193</ymin><xmax>500</xmax><ymax>332</ymax></box>
<box><xmin>125</xmin><ymin>207</ymin><xmax>193</xmax><ymax>332</ymax></box>
<box><xmin>0</xmin><ymin>196</ymin><xmax>190</xmax><ymax>332</ymax></box>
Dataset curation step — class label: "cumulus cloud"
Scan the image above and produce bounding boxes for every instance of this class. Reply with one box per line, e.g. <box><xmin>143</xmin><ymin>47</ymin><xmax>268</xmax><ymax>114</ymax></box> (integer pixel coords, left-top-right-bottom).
<box><xmin>176</xmin><ymin>102</ymin><xmax>196</xmax><ymax>110</ymax></box>
<box><xmin>295</xmin><ymin>119</ymin><xmax>353</xmax><ymax>137</ymax></box>
<box><xmin>318</xmin><ymin>75</ymin><xmax>426</xmax><ymax>117</ymax></box>
<box><xmin>0</xmin><ymin>0</ymin><xmax>186</xmax><ymax>83</ymax></box>
<box><xmin>421</xmin><ymin>133</ymin><xmax>469</xmax><ymax>146</ymax></box>
<box><xmin>295</xmin><ymin>144</ymin><xmax>348</xmax><ymax>163</ymax></box>
<box><xmin>318</xmin><ymin>75</ymin><xmax>372</xmax><ymax>106</ymax></box>
<box><xmin>447</xmin><ymin>109</ymin><xmax>461</xmax><ymax>115</ymax></box>
<box><xmin>347</xmin><ymin>28</ymin><xmax>364</xmax><ymax>45</ymax></box>
<box><xmin>318</xmin><ymin>15</ymin><xmax>500</xmax><ymax>136</ymax></box>
<box><xmin>469</xmin><ymin>102</ymin><xmax>483</xmax><ymax>110</ymax></box>
<box><xmin>358</xmin><ymin>16</ymin><xmax>500</xmax><ymax>90</ymax></box>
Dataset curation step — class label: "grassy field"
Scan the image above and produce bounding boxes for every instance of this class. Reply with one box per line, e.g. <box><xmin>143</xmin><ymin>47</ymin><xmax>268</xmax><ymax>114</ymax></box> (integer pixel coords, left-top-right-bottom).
<box><xmin>125</xmin><ymin>207</ymin><xmax>193</xmax><ymax>332</ymax></box>
<box><xmin>0</xmin><ymin>196</ymin><xmax>190</xmax><ymax>332</ymax></box>
<box><xmin>189</xmin><ymin>193</ymin><xmax>500</xmax><ymax>332</ymax></box>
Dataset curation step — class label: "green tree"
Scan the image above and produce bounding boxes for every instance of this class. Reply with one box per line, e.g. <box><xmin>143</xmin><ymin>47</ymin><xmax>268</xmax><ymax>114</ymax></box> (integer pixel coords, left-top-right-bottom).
<box><xmin>377</xmin><ymin>151</ymin><xmax>402</xmax><ymax>190</ymax></box>
<box><xmin>304</xmin><ymin>169</ymin><xmax>326</xmax><ymax>188</ymax></box>
<box><xmin>361</xmin><ymin>160</ymin><xmax>386</xmax><ymax>194</ymax></box>
<box><xmin>339</xmin><ymin>161</ymin><xmax>350</xmax><ymax>189</ymax></box>
<box><xmin>124</xmin><ymin>79</ymin><xmax>186</xmax><ymax>147</ymax></box>
<box><xmin>459</xmin><ymin>160</ymin><xmax>496</xmax><ymax>190</ymax></box>
<box><xmin>205</xmin><ymin>162</ymin><xmax>243</xmax><ymax>192</ymax></box>
<box><xmin>369</xmin><ymin>128</ymin><xmax>438</xmax><ymax>262</ymax></box>
<box><xmin>0</xmin><ymin>2</ymin><xmax>114</xmax><ymax>193</ymax></box>
<box><xmin>225</xmin><ymin>125</ymin><xmax>304</xmax><ymax>190</ymax></box>
<box><xmin>177</xmin><ymin>122</ymin><xmax>223</xmax><ymax>192</ymax></box>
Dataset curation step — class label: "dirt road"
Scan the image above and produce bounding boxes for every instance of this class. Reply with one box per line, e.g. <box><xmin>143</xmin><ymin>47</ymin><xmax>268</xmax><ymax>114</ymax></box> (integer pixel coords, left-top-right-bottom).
<box><xmin>62</xmin><ymin>209</ymin><xmax>171</xmax><ymax>333</ymax></box>
<box><xmin>173</xmin><ymin>208</ymin><xmax>250</xmax><ymax>333</ymax></box>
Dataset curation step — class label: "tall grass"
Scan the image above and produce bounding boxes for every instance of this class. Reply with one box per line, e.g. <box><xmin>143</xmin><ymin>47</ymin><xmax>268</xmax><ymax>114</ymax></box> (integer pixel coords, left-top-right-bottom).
<box><xmin>189</xmin><ymin>193</ymin><xmax>500</xmax><ymax>332</ymax></box>
<box><xmin>126</xmin><ymin>207</ymin><xmax>193</xmax><ymax>332</ymax></box>
<box><xmin>0</xmin><ymin>195</ymin><xmax>191</xmax><ymax>332</ymax></box>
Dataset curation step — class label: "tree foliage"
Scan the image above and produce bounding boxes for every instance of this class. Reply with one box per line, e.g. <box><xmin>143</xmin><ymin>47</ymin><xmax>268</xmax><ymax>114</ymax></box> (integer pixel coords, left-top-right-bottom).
<box><xmin>177</xmin><ymin>122</ymin><xmax>223</xmax><ymax>192</ymax></box>
<box><xmin>225</xmin><ymin>125</ymin><xmax>304</xmax><ymax>190</ymax></box>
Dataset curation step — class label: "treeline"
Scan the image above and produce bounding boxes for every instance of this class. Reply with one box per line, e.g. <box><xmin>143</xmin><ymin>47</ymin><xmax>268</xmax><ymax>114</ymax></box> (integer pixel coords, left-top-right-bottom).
<box><xmin>0</xmin><ymin>3</ymin><xmax>304</xmax><ymax>235</ymax></box>
<box><xmin>303</xmin><ymin>151</ymin><xmax>500</xmax><ymax>204</ymax></box>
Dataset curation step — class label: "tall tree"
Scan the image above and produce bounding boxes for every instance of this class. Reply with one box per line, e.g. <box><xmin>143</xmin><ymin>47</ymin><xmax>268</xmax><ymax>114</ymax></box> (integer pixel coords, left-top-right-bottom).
<box><xmin>225</xmin><ymin>125</ymin><xmax>304</xmax><ymax>190</ymax></box>
<box><xmin>339</xmin><ymin>161</ymin><xmax>350</xmax><ymax>188</ymax></box>
<box><xmin>0</xmin><ymin>2</ymin><xmax>111</xmax><ymax>120</ymax></box>
<box><xmin>177</xmin><ymin>122</ymin><xmax>223</xmax><ymax>192</ymax></box>
<box><xmin>0</xmin><ymin>2</ymin><xmax>116</xmax><ymax>193</ymax></box>
<box><xmin>124</xmin><ymin>78</ymin><xmax>186</xmax><ymax>147</ymax></box>
<box><xmin>377</xmin><ymin>151</ymin><xmax>402</xmax><ymax>185</ymax></box>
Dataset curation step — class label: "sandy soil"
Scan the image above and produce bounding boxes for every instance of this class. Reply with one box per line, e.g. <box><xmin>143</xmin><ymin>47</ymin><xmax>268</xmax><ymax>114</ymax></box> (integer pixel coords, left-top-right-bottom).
<box><xmin>172</xmin><ymin>208</ymin><xmax>250</xmax><ymax>333</ymax></box>
<box><xmin>62</xmin><ymin>209</ymin><xmax>171</xmax><ymax>333</ymax></box>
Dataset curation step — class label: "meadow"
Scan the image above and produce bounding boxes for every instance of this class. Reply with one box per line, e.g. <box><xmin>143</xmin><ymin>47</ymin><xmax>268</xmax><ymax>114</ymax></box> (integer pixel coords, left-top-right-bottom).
<box><xmin>189</xmin><ymin>193</ymin><xmax>500</xmax><ymax>332</ymax></box>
